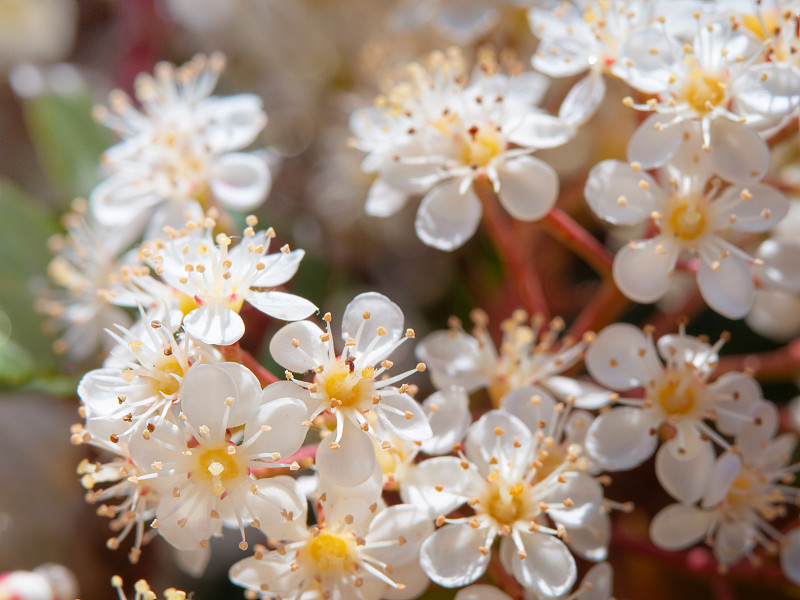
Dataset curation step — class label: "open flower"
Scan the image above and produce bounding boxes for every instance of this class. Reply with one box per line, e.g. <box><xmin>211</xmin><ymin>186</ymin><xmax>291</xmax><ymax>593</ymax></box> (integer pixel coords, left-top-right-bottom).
<box><xmin>585</xmin><ymin>139</ymin><xmax>788</xmax><ymax>318</ymax></box>
<box><xmin>408</xmin><ymin>409</ymin><xmax>608</xmax><ymax>597</ymax></box>
<box><xmin>584</xmin><ymin>323</ymin><xmax>763</xmax><ymax>472</ymax></box>
<box><xmin>269</xmin><ymin>292</ymin><xmax>432</xmax><ymax>487</ymax></box>
<box><xmin>651</xmin><ymin>414</ymin><xmax>800</xmax><ymax>573</ymax></box>
<box><xmin>229</xmin><ymin>476</ymin><xmax>433</xmax><ymax>600</ymax></box>
<box><xmin>90</xmin><ymin>53</ymin><xmax>271</xmax><ymax>236</ymax></box>
<box><xmin>127</xmin><ymin>363</ymin><xmax>309</xmax><ymax>551</ymax></box>
<box><xmin>140</xmin><ymin>213</ymin><xmax>315</xmax><ymax>345</ymax></box>
<box><xmin>352</xmin><ymin>48</ymin><xmax>572</xmax><ymax>251</ymax></box>
<box><xmin>418</xmin><ymin>309</ymin><xmax>612</xmax><ymax>409</ymax></box>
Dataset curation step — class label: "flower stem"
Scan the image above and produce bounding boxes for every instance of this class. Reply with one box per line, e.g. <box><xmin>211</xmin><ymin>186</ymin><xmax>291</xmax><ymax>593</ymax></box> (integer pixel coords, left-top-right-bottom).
<box><xmin>567</xmin><ymin>279</ymin><xmax>630</xmax><ymax>339</ymax></box>
<box><xmin>487</xmin><ymin>554</ymin><xmax>525</xmax><ymax>599</ymax></box>
<box><xmin>474</xmin><ymin>179</ymin><xmax>550</xmax><ymax>318</ymax></box>
<box><xmin>716</xmin><ymin>338</ymin><xmax>800</xmax><ymax>382</ymax></box>
<box><xmin>539</xmin><ymin>208</ymin><xmax>614</xmax><ymax>280</ymax></box>
<box><xmin>220</xmin><ymin>343</ymin><xmax>279</xmax><ymax>386</ymax></box>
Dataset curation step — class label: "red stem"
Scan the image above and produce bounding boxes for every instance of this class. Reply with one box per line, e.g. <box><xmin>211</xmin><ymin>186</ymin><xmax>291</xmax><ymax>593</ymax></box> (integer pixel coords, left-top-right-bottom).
<box><xmin>567</xmin><ymin>279</ymin><xmax>630</xmax><ymax>339</ymax></box>
<box><xmin>540</xmin><ymin>208</ymin><xmax>614</xmax><ymax>280</ymax></box>
<box><xmin>220</xmin><ymin>343</ymin><xmax>279</xmax><ymax>386</ymax></box>
<box><xmin>474</xmin><ymin>180</ymin><xmax>550</xmax><ymax>318</ymax></box>
<box><xmin>716</xmin><ymin>339</ymin><xmax>800</xmax><ymax>382</ymax></box>
<box><xmin>487</xmin><ymin>554</ymin><xmax>525</xmax><ymax>599</ymax></box>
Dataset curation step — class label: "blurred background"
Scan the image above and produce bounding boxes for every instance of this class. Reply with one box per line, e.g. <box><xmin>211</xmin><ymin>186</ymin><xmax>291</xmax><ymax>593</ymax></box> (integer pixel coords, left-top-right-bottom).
<box><xmin>0</xmin><ymin>1</ymin><xmax>798</xmax><ymax>599</ymax></box>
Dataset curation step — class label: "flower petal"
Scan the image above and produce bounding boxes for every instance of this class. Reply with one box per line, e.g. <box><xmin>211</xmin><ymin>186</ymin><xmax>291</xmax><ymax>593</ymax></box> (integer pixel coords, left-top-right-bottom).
<box><xmin>341</xmin><ymin>292</ymin><xmax>404</xmax><ymax>363</ymax></box>
<box><xmin>250</xmin><ymin>249</ymin><xmax>306</xmax><ymax>288</ymax></box>
<box><xmin>781</xmin><ymin>529</ymin><xmax>800</xmax><ymax>586</ymax></box>
<box><xmin>377</xmin><ymin>392</ymin><xmax>433</xmax><ymax>440</ymax></box>
<box><xmin>415</xmin><ymin>179</ymin><xmax>482</xmax><ymax>251</ymax></box>
<box><xmin>315</xmin><ymin>419</ymin><xmax>376</xmax><ymax>487</ymax></box>
<box><xmin>421</xmin><ymin>387</ymin><xmax>472</xmax><ymax>455</ymax></box>
<box><xmin>585</xmin><ymin>323</ymin><xmax>659</xmax><ymax>391</ymax></box>
<box><xmin>585</xmin><ymin>160</ymin><xmax>663</xmax><ymax>226</ymax></box>
<box><xmin>183</xmin><ymin>303</ymin><xmax>245</xmax><ymax>345</ymax></box>
<box><xmin>697</xmin><ymin>253</ymin><xmax>754</xmax><ymax>319</ymax></box>
<box><xmin>507</xmin><ymin>113</ymin><xmax>575</xmax><ymax>149</ymax></box>
<box><xmin>701</xmin><ymin>452</ymin><xmax>742</xmax><ymax>508</ymax></box>
<box><xmin>627</xmin><ymin>114</ymin><xmax>689</xmax><ymax>169</ymax></box>
<box><xmin>714</xmin><ymin>184</ymin><xmax>788</xmax><ymax>233</ymax></box>
<box><xmin>210</xmin><ymin>152</ymin><xmax>271</xmax><ymax>210</ymax></box>
<box><xmin>269</xmin><ymin>320</ymin><xmax>326</xmax><ymax>373</ymax></box>
<box><xmin>246</xmin><ymin>290</ymin><xmax>317</xmax><ymax>322</ymax></box>
<box><xmin>495</xmin><ymin>155</ymin><xmax>559</xmax><ymax>221</ymax></box>
<box><xmin>180</xmin><ymin>364</ymin><xmax>238</xmax><ymax>436</ymax></box>
<box><xmin>455</xmin><ymin>585</ymin><xmax>512</xmax><ymax>600</ymax></box>
<box><xmin>559</xmin><ymin>71</ymin><xmax>606</xmax><ymax>127</ymax></box>
<box><xmin>243</xmin><ymin>398</ymin><xmax>309</xmax><ymax>459</ymax></box>
<box><xmin>709</xmin><ymin>118</ymin><xmax>769</xmax><ymax>184</ymax></box>
<box><xmin>585</xmin><ymin>407</ymin><xmax>658</xmax><ymax>471</ymax></box>
<box><xmin>401</xmin><ymin>456</ymin><xmax>475</xmax><ymax>517</ymax></box>
<box><xmin>655</xmin><ymin>439</ymin><xmax>715</xmax><ymax>504</ymax></box>
<box><xmin>512</xmin><ymin>532</ymin><xmax>577</xmax><ymax>598</ymax></box>
<box><xmin>420</xmin><ymin>524</ymin><xmax>491</xmax><ymax>587</ymax></box>
<box><xmin>365</xmin><ymin>178</ymin><xmax>408</xmax><ymax>217</ymax></box>
<box><xmin>649</xmin><ymin>504</ymin><xmax>715</xmax><ymax>551</ymax></box>
<box><xmin>613</xmin><ymin>236</ymin><xmax>679</xmax><ymax>305</ymax></box>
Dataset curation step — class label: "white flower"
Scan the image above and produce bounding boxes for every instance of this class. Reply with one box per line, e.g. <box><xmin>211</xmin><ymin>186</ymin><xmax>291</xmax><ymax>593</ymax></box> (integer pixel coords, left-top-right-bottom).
<box><xmin>0</xmin><ymin>564</ymin><xmax>78</xmax><ymax>600</ymax></box>
<box><xmin>584</xmin><ymin>323</ymin><xmax>763</xmax><ymax>472</ymax></box>
<box><xmin>455</xmin><ymin>561</ymin><xmax>613</xmax><ymax>600</ymax></box>
<box><xmin>418</xmin><ymin>310</ymin><xmax>612</xmax><ymax>409</ymax></box>
<box><xmin>141</xmin><ymin>213</ymin><xmax>316</xmax><ymax>345</ymax></box>
<box><xmin>618</xmin><ymin>17</ymin><xmax>800</xmax><ymax>180</ymax></box>
<box><xmin>409</xmin><ymin>409</ymin><xmax>608</xmax><ymax>597</ymax></box>
<box><xmin>352</xmin><ymin>49</ymin><xmax>571</xmax><ymax>251</ymax></box>
<box><xmin>269</xmin><ymin>292</ymin><xmax>432</xmax><ymax>487</ymax></box>
<box><xmin>388</xmin><ymin>0</ymin><xmax>505</xmax><ymax>45</ymax></box>
<box><xmin>110</xmin><ymin>576</ymin><xmax>186</xmax><ymax>600</ymax></box>
<box><xmin>78</xmin><ymin>318</ymin><xmax>221</xmax><ymax>443</ymax></box>
<box><xmin>38</xmin><ymin>200</ymin><xmax>134</xmax><ymax>360</ymax></box>
<box><xmin>127</xmin><ymin>363</ymin><xmax>309</xmax><ymax>551</ymax></box>
<box><xmin>650</xmin><ymin>415</ymin><xmax>800</xmax><ymax>573</ymax></box>
<box><xmin>585</xmin><ymin>143</ymin><xmax>788</xmax><ymax>318</ymax></box>
<box><xmin>90</xmin><ymin>53</ymin><xmax>270</xmax><ymax>235</ymax></box>
<box><xmin>229</xmin><ymin>476</ymin><xmax>433</xmax><ymax>600</ymax></box>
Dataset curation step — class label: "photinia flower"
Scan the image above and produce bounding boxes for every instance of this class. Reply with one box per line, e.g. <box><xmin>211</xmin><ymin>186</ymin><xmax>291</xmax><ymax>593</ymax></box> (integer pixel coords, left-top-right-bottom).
<box><xmin>418</xmin><ymin>309</ymin><xmax>612</xmax><ymax>409</ymax></box>
<box><xmin>351</xmin><ymin>48</ymin><xmax>572</xmax><ymax>251</ymax></box>
<box><xmin>127</xmin><ymin>363</ymin><xmax>309</xmax><ymax>551</ymax></box>
<box><xmin>229</xmin><ymin>476</ymin><xmax>433</xmax><ymax>600</ymax></box>
<box><xmin>90</xmin><ymin>53</ymin><xmax>271</xmax><ymax>236</ymax></box>
<box><xmin>585</xmin><ymin>139</ymin><xmax>788</xmax><ymax>318</ymax></box>
<box><xmin>269</xmin><ymin>292</ymin><xmax>432</xmax><ymax>487</ymax></box>
<box><xmin>140</xmin><ymin>213</ymin><xmax>316</xmax><ymax>345</ymax></box>
<box><xmin>651</xmin><ymin>412</ymin><xmax>800</xmax><ymax>574</ymax></box>
<box><xmin>584</xmin><ymin>323</ymin><xmax>763</xmax><ymax>472</ymax></box>
<box><xmin>408</xmin><ymin>409</ymin><xmax>608</xmax><ymax>597</ymax></box>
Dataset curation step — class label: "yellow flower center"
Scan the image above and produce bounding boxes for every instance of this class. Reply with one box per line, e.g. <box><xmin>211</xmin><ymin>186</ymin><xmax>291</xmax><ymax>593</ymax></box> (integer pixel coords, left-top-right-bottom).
<box><xmin>460</xmin><ymin>125</ymin><xmax>504</xmax><ymax>168</ymax></box>
<box><xmin>663</xmin><ymin>194</ymin><xmax>710</xmax><ymax>244</ymax></box>
<box><xmin>193</xmin><ymin>445</ymin><xmax>244</xmax><ymax>496</ymax></box>
<box><xmin>302</xmin><ymin>532</ymin><xmax>358</xmax><ymax>573</ymax></box>
<box><xmin>149</xmin><ymin>354</ymin><xmax>186</xmax><ymax>398</ymax></box>
<box><xmin>740</xmin><ymin>13</ymin><xmax>779</xmax><ymax>40</ymax></box>
<box><xmin>650</xmin><ymin>369</ymin><xmax>704</xmax><ymax>418</ymax></box>
<box><xmin>479</xmin><ymin>477</ymin><xmax>537</xmax><ymax>527</ymax></box>
<box><xmin>681</xmin><ymin>68</ymin><xmax>727</xmax><ymax>115</ymax></box>
<box><xmin>320</xmin><ymin>364</ymin><xmax>376</xmax><ymax>409</ymax></box>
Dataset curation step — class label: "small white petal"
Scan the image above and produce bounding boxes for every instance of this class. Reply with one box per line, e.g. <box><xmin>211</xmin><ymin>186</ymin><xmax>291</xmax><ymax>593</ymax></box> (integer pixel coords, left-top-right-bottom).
<box><xmin>401</xmin><ymin>456</ymin><xmax>475</xmax><ymax>517</ymax></box>
<box><xmin>180</xmin><ymin>364</ymin><xmax>238</xmax><ymax>434</ymax></box>
<box><xmin>584</xmin><ymin>160</ymin><xmax>663</xmax><ymax>226</ymax></box>
<box><xmin>495</xmin><ymin>155</ymin><xmax>559</xmax><ymax>221</ymax></box>
<box><xmin>365</xmin><ymin>178</ymin><xmax>408</xmax><ymax>217</ymax></box>
<box><xmin>269</xmin><ymin>320</ymin><xmax>326</xmax><ymax>373</ymax></box>
<box><xmin>243</xmin><ymin>398</ymin><xmax>309</xmax><ymax>458</ymax></box>
<box><xmin>512</xmin><ymin>532</ymin><xmax>577</xmax><ymax>598</ymax></box>
<box><xmin>455</xmin><ymin>585</ymin><xmax>512</xmax><ymax>600</ymax></box>
<box><xmin>420</xmin><ymin>524</ymin><xmax>491</xmax><ymax>587</ymax></box>
<box><xmin>421</xmin><ymin>388</ymin><xmax>472</xmax><ymax>455</ymax></box>
<box><xmin>585</xmin><ymin>407</ymin><xmax>658</xmax><ymax>471</ymax></box>
<box><xmin>250</xmin><ymin>249</ymin><xmax>306</xmax><ymax>288</ymax></box>
<box><xmin>507</xmin><ymin>113</ymin><xmax>575</xmax><ymax>149</ymax></box>
<box><xmin>627</xmin><ymin>114</ymin><xmax>689</xmax><ymax>169</ymax></box>
<box><xmin>209</xmin><ymin>152</ymin><xmax>270</xmax><ymax>210</ymax></box>
<box><xmin>246</xmin><ymin>290</ymin><xmax>317</xmax><ymax>322</ymax></box>
<box><xmin>649</xmin><ymin>504</ymin><xmax>715</xmax><ymax>551</ymax></box>
<box><xmin>697</xmin><ymin>254</ymin><xmax>754</xmax><ymax>319</ymax></box>
<box><xmin>709</xmin><ymin>119</ymin><xmax>769</xmax><ymax>184</ymax></box>
<box><xmin>183</xmin><ymin>304</ymin><xmax>245</xmax><ymax>346</ymax></box>
<box><xmin>714</xmin><ymin>184</ymin><xmax>788</xmax><ymax>233</ymax></box>
<box><xmin>415</xmin><ymin>179</ymin><xmax>482</xmax><ymax>251</ymax></box>
<box><xmin>585</xmin><ymin>323</ymin><xmax>659</xmax><ymax>390</ymax></box>
<box><xmin>315</xmin><ymin>419</ymin><xmax>376</xmax><ymax>487</ymax></box>
<box><xmin>558</xmin><ymin>71</ymin><xmax>606</xmax><ymax>126</ymax></box>
<box><xmin>613</xmin><ymin>236</ymin><xmax>679</xmax><ymax>305</ymax></box>
<box><xmin>702</xmin><ymin>452</ymin><xmax>742</xmax><ymax>508</ymax></box>
<box><xmin>655</xmin><ymin>440</ymin><xmax>715</xmax><ymax>504</ymax></box>
<box><xmin>377</xmin><ymin>393</ymin><xmax>433</xmax><ymax>440</ymax></box>
<box><xmin>341</xmin><ymin>291</ymin><xmax>404</xmax><ymax>361</ymax></box>
<box><xmin>781</xmin><ymin>529</ymin><xmax>800</xmax><ymax>586</ymax></box>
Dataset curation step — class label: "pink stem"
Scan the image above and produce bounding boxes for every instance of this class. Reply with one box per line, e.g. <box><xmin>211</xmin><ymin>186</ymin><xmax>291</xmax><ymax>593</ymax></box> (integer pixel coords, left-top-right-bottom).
<box><xmin>220</xmin><ymin>343</ymin><xmax>279</xmax><ymax>386</ymax></box>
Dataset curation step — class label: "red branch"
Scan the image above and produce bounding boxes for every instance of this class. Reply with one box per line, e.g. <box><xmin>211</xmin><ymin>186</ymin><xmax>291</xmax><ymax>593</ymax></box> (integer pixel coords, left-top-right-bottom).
<box><xmin>716</xmin><ymin>338</ymin><xmax>800</xmax><ymax>382</ymax></box>
<box><xmin>474</xmin><ymin>180</ymin><xmax>550</xmax><ymax>318</ymax></box>
<box><xmin>540</xmin><ymin>208</ymin><xmax>614</xmax><ymax>280</ymax></box>
<box><xmin>567</xmin><ymin>279</ymin><xmax>630</xmax><ymax>339</ymax></box>
<box><xmin>487</xmin><ymin>554</ymin><xmax>525</xmax><ymax>599</ymax></box>
<box><xmin>220</xmin><ymin>343</ymin><xmax>279</xmax><ymax>386</ymax></box>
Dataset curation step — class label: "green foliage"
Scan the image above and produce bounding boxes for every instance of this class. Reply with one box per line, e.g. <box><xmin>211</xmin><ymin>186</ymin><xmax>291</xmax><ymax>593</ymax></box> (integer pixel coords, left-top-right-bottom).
<box><xmin>23</xmin><ymin>92</ymin><xmax>111</xmax><ymax>201</ymax></box>
<box><xmin>0</xmin><ymin>178</ymin><xmax>60</xmax><ymax>382</ymax></box>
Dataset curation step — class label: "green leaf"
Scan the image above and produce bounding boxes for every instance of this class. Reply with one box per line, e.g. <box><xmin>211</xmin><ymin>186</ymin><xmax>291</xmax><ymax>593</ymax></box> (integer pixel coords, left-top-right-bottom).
<box><xmin>23</xmin><ymin>93</ymin><xmax>111</xmax><ymax>201</ymax></box>
<box><xmin>0</xmin><ymin>179</ymin><xmax>60</xmax><ymax>373</ymax></box>
<box><xmin>0</xmin><ymin>338</ymin><xmax>36</xmax><ymax>387</ymax></box>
